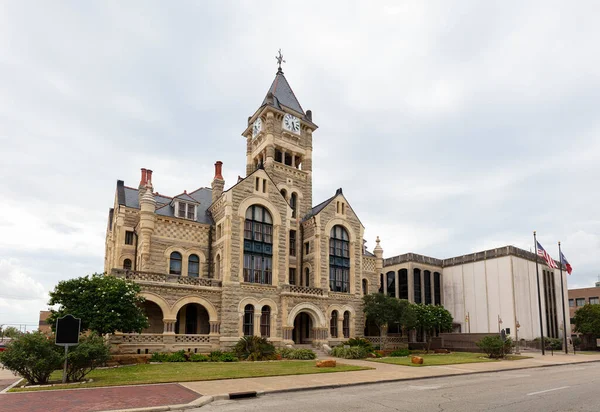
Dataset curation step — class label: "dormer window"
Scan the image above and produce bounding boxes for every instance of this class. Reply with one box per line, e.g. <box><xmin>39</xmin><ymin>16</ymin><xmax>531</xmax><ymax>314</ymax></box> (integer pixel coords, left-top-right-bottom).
<box><xmin>175</xmin><ymin>201</ymin><xmax>196</xmax><ymax>220</ymax></box>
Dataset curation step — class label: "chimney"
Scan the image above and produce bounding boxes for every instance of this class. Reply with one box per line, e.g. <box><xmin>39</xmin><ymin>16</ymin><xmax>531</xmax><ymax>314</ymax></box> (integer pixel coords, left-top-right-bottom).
<box><xmin>146</xmin><ymin>170</ymin><xmax>153</xmax><ymax>186</ymax></box>
<box><xmin>212</xmin><ymin>161</ymin><xmax>225</xmax><ymax>204</ymax></box>
<box><xmin>214</xmin><ymin>161</ymin><xmax>223</xmax><ymax>180</ymax></box>
<box><xmin>139</xmin><ymin>168</ymin><xmax>148</xmax><ymax>187</ymax></box>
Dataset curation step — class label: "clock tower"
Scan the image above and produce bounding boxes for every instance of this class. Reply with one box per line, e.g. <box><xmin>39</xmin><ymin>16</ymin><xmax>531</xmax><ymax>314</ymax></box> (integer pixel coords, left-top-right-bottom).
<box><xmin>241</xmin><ymin>55</ymin><xmax>317</xmax><ymax>221</ymax></box>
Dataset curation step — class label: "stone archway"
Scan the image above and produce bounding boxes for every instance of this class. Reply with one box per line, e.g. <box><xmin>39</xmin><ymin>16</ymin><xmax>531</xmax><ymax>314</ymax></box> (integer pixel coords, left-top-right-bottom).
<box><xmin>292</xmin><ymin>311</ymin><xmax>314</xmax><ymax>344</ymax></box>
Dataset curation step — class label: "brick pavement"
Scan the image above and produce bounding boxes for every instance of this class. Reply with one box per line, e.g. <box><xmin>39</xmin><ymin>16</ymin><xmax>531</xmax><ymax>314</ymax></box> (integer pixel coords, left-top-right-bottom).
<box><xmin>0</xmin><ymin>383</ymin><xmax>201</xmax><ymax>412</ymax></box>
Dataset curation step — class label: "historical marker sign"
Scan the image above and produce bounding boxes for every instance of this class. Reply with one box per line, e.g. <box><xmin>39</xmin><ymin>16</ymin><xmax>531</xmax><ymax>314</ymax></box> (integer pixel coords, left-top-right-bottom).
<box><xmin>55</xmin><ymin>314</ymin><xmax>81</xmax><ymax>346</ymax></box>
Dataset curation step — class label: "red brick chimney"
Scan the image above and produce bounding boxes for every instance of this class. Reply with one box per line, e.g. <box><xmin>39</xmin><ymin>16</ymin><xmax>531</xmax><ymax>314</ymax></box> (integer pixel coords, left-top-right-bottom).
<box><xmin>214</xmin><ymin>161</ymin><xmax>223</xmax><ymax>180</ymax></box>
<box><xmin>146</xmin><ymin>169</ymin><xmax>153</xmax><ymax>186</ymax></box>
<box><xmin>140</xmin><ymin>168</ymin><xmax>148</xmax><ymax>187</ymax></box>
<box><xmin>212</xmin><ymin>161</ymin><xmax>225</xmax><ymax>204</ymax></box>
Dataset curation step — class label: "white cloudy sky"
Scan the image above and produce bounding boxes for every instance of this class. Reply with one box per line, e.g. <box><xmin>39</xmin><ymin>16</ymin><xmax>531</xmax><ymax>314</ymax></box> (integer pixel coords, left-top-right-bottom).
<box><xmin>1</xmin><ymin>1</ymin><xmax>599</xmax><ymax>330</ymax></box>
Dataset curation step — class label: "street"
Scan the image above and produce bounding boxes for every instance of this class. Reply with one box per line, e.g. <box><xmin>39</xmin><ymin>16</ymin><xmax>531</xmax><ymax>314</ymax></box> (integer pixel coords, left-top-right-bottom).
<box><xmin>197</xmin><ymin>363</ymin><xmax>600</xmax><ymax>412</ymax></box>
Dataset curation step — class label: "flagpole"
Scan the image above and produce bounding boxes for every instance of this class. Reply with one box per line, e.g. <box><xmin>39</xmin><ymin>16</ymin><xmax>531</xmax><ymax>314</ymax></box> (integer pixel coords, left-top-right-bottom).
<box><xmin>558</xmin><ymin>241</ymin><xmax>568</xmax><ymax>354</ymax></box>
<box><xmin>534</xmin><ymin>231</ymin><xmax>545</xmax><ymax>355</ymax></box>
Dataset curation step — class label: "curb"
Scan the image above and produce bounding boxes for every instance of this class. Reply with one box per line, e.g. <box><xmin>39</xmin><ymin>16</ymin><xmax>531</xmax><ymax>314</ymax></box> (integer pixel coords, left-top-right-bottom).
<box><xmin>31</xmin><ymin>359</ymin><xmax>600</xmax><ymax>412</ymax></box>
<box><xmin>267</xmin><ymin>358</ymin><xmax>600</xmax><ymax>396</ymax></box>
<box><xmin>0</xmin><ymin>378</ymin><xmax>23</xmax><ymax>394</ymax></box>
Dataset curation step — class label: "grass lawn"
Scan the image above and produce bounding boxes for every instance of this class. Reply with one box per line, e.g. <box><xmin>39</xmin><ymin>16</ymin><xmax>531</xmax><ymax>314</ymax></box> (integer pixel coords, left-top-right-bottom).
<box><xmin>572</xmin><ymin>351</ymin><xmax>600</xmax><ymax>355</ymax></box>
<box><xmin>368</xmin><ymin>352</ymin><xmax>531</xmax><ymax>367</ymax></box>
<box><xmin>11</xmin><ymin>361</ymin><xmax>371</xmax><ymax>392</ymax></box>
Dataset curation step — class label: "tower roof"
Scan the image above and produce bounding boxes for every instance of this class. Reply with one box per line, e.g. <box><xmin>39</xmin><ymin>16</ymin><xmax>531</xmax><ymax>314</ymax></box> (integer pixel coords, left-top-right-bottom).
<box><xmin>261</xmin><ymin>69</ymin><xmax>305</xmax><ymax>116</ymax></box>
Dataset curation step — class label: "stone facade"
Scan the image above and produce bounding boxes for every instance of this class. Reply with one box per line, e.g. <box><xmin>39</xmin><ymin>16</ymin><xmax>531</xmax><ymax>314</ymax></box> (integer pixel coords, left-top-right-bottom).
<box><xmin>104</xmin><ymin>68</ymin><xmax>381</xmax><ymax>353</ymax></box>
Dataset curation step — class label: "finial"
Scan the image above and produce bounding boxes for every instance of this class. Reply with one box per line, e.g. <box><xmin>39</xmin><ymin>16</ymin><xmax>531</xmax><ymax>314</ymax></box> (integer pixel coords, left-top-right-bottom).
<box><xmin>376</xmin><ymin>236</ymin><xmax>380</xmax><ymax>245</ymax></box>
<box><xmin>276</xmin><ymin>48</ymin><xmax>286</xmax><ymax>73</ymax></box>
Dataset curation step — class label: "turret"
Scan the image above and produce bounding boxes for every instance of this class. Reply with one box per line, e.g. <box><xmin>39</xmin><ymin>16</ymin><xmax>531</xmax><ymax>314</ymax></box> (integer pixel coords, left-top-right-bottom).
<box><xmin>374</xmin><ymin>236</ymin><xmax>384</xmax><ymax>272</ymax></box>
<box><xmin>138</xmin><ymin>168</ymin><xmax>156</xmax><ymax>270</ymax></box>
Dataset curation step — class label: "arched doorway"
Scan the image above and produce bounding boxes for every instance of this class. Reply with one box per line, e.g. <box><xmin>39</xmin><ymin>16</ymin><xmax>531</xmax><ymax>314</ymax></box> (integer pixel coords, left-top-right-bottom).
<box><xmin>292</xmin><ymin>312</ymin><xmax>313</xmax><ymax>344</ymax></box>
<box><xmin>175</xmin><ymin>303</ymin><xmax>210</xmax><ymax>334</ymax></box>
<box><xmin>140</xmin><ymin>300</ymin><xmax>164</xmax><ymax>333</ymax></box>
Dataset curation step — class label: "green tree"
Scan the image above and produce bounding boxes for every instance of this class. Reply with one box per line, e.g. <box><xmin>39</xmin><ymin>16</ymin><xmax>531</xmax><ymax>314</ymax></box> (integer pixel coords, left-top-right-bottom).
<box><xmin>362</xmin><ymin>294</ymin><xmax>411</xmax><ymax>348</ymax></box>
<box><xmin>1</xmin><ymin>326</ymin><xmax>23</xmax><ymax>338</ymax></box>
<box><xmin>573</xmin><ymin>304</ymin><xmax>600</xmax><ymax>338</ymax></box>
<box><xmin>48</xmin><ymin>274</ymin><xmax>149</xmax><ymax>335</ymax></box>
<box><xmin>410</xmin><ymin>303</ymin><xmax>453</xmax><ymax>353</ymax></box>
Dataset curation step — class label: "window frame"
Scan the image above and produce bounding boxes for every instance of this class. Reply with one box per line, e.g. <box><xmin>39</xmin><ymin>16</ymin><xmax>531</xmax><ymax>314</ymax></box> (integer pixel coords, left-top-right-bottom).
<box><xmin>589</xmin><ymin>297</ymin><xmax>599</xmax><ymax>305</ymax></box>
<box><xmin>260</xmin><ymin>306</ymin><xmax>271</xmax><ymax>337</ymax></box>
<box><xmin>243</xmin><ymin>304</ymin><xmax>254</xmax><ymax>336</ymax></box>
<box><xmin>243</xmin><ymin>205</ymin><xmax>274</xmax><ymax>285</ymax></box>
<box><xmin>576</xmin><ymin>298</ymin><xmax>585</xmax><ymax>307</ymax></box>
<box><xmin>329</xmin><ymin>225</ymin><xmax>350</xmax><ymax>293</ymax></box>
<box><xmin>169</xmin><ymin>251</ymin><xmax>183</xmax><ymax>276</ymax></box>
<box><xmin>330</xmin><ymin>310</ymin><xmax>338</xmax><ymax>338</ymax></box>
<box><xmin>124</xmin><ymin>230</ymin><xmax>134</xmax><ymax>245</ymax></box>
<box><xmin>188</xmin><ymin>254</ymin><xmax>200</xmax><ymax>278</ymax></box>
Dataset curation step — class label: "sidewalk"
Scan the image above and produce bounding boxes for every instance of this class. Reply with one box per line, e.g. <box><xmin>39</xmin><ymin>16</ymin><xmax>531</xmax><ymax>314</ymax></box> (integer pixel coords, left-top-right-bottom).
<box><xmin>1</xmin><ymin>351</ymin><xmax>599</xmax><ymax>412</ymax></box>
<box><xmin>179</xmin><ymin>351</ymin><xmax>600</xmax><ymax>396</ymax></box>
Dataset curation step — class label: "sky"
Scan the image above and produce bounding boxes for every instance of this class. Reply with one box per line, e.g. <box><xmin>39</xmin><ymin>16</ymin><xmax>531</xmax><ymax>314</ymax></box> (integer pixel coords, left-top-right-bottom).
<box><xmin>1</xmin><ymin>1</ymin><xmax>599</xmax><ymax>330</ymax></box>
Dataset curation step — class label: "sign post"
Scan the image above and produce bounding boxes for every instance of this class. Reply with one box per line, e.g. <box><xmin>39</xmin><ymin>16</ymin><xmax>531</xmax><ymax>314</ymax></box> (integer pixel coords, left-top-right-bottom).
<box><xmin>55</xmin><ymin>315</ymin><xmax>81</xmax><ymax>384</ymax></box>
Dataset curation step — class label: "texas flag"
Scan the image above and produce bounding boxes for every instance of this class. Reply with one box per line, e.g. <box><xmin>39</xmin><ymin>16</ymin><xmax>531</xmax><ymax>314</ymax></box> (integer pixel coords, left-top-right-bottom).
<box><xmin>560</xmin><ymin>251</ymin><xmax>573</xmax><ymax>275</ymax></box>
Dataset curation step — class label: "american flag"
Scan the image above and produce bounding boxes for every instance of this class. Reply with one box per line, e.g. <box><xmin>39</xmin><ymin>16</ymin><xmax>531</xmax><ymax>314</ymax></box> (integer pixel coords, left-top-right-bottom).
<box><xmin>536</xmin><ymin>241</ymin><xmax>558</xmax><ymax>269</ymax></box>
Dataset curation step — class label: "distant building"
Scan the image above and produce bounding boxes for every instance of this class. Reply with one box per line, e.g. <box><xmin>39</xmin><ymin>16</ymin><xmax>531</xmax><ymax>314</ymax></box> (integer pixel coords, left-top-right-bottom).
<box><xmin>38</xmin><ymin>310</ymin><xmax>51</xmax><ymax>333</ymax></box>
<box><xmin>568</xmin><ymin>284</ymin><xmax>600</xmax><ymax>339</ymax></box>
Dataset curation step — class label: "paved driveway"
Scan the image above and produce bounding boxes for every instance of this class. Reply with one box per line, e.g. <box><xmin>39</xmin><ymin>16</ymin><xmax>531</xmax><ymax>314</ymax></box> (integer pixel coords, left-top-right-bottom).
<box><xmin>0</xmin><ymin>383</ymin><xmax>201</xmax><ymax>412</ymax></box>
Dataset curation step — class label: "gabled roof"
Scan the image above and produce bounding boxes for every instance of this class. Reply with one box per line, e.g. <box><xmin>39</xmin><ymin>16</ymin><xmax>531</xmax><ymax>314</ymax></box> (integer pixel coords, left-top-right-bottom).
<box><xmin>302</xmin><ymin>195</ymin><xmax>336</xmax><ymax>221</ymax></box>
<box><xmin>262</xmin><ymin>69</ymin><xmax>305</xmax><ymax>115</ymax></box>
<box><xmin>173</xmin><ymin>192</ymin><xmax>200</xmax><ymax>204</ymax></box>
<box><xmin>115</xmin><ymin>181</ymin><xmax>213</xmax><ymax>225</ymax></box>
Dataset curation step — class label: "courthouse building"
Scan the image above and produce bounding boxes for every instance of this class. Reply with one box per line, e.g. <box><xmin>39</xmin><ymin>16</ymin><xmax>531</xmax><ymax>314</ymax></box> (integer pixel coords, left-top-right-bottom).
<box><xmin>104</xmin><ymin>63</ymin><xmax>568</xmax><ymax>353</ymax></box>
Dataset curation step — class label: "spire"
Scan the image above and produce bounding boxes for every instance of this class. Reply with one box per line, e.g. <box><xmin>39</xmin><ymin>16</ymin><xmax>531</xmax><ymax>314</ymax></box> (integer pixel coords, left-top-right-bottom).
<box><xmin>261</xmin><ymin>50</ymin><xmax>305</xmax><ymax>116</ymax></box>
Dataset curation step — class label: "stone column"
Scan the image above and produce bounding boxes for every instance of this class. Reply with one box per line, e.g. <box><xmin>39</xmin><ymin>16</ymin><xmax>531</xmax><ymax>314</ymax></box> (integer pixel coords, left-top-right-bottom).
<box><xmin>395</xmin><ymin>271</ymin><xmax>400</xmax><ymax>299</ymax></box>
<box><xmin>337</xmin><ymin>317</ymin><xmax>344</xmax><ymax>339</ymax></box>
<box><xmin>430</xmin><ymin>273</ymin><xmax>436</xmax><ymax>305</ymax></box>
<box><xmin>421</xmin><ymin>269</ymin><xmax>425</xmax><ymax>304</ymax></box>
<box><xmin>254</xmin><ymin>313</ymin><xmax>262</xmax><ymax>336</ymax></box>
<box><xmin>163</xmin><ymin>319</ymin><xmax>176</xmax><ymax>334</ymax></box>
<box><xmin>209</xmin><ymin>321</ymin><xmax>220</xmax><ymax>335</ymax></box>
<box><xmin>291</xmin><ymin>153</ymin><xmax>296</xmax><ymax>168</ymax></box>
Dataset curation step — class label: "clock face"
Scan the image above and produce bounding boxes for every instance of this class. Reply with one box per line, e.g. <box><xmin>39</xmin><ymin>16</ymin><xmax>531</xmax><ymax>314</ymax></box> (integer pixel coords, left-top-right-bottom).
<box><xmin>283</xmin><ymin>113</ymin><xmax>300</xmax><ymax>134</ymax></box>
<box><xmin>252</xmin><ymin>118</ymin><xmax>262</xmax><ymax>137</ymax></box>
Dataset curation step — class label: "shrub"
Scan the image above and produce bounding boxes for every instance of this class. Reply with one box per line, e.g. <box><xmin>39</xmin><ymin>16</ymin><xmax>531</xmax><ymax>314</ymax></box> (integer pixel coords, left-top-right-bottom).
<box><xmin>190</xmin><ymin>354</ymin><xmax>210</xmax><ymax>362</ymax></box>
<box><xmin>150</xmin><ymin>352</ymin><xmax>168</xmax><ymax>362</ymax></box>
<box><xmin>66</xmin><ymin>333</ymin><xmax>110</xmax><ymax>382</ymax></box>
<box><xmin>341</xmin><ymin>338</ymin><xmax>374</xmax><ymax>352</ymax></box>
<box><xmin>209</xmin><ymin>351</ymin><xmax>223</xmax><ymax>362</ymax></box>
<box><xmin>390</xmin><ymin>349</ymin><xmax>411</xmax><ymax>357</ymax></box>
<box><xmin>545</xmin><ymin>338</ymin><xmax>562</xmax><ymax>352</ymax></box>
<box><xmin>330</xmin><ymin>346</ymin><xmax>370</xmax><ymax>359</ymax></box>
<box><xmin>167</xmin><ymin>350</ymin><xmax>188</xmax><ymax>362</ymax></box>
<box><xmin>278</xmin><ymin>348</ymin><xmax>316</xmax><ymax>360</ymax></box>
<box><xmin>0</xmin><ymin>332</ymin><xmax>63</xmax><ymax>385</ymax></box>
<box><xmin>234</xmin><ymin>336</ymin><xmax>276</xmax><ymax>361</ymax></box>
<box><xmin>217</xmin><ymin>352</ymin><xmax>239</xmax><ymax>362</ymax></box>
<box><xmin>573</xmin><ymin>337</ymin><xmax>582</xmax><ymax>348</ymax></box>
<box><xmin>476</xmin><ymin>336</ymin><xmax>513</xmax><ymax>359</ymax></box>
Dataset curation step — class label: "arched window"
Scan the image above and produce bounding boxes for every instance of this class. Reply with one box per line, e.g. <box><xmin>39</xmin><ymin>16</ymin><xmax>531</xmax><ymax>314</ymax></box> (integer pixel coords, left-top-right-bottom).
<box><xmin>330</xmin><ymin>310</ymin><xmax>338</xmax><ymax>338</ymax></box>
<box><xmin>169</xmin><ymin>252</ymin><xmax>182</xmax><ymax>275</ymax></box>
<box><xmin>329</xmin><ymin>225</ymin><xmax>350</xmax><ymax>293</ymax></box>
<box><xmin>399</xmin><ymin>269</ymin><xmax>408</xmax><ymax>300</ymax></box>
<box><xmin>280</xmin><ymin>189</ymin><xmax>287</xmax><ymax>200</ymax></box>
<box><xmin>243</xmin><ymin>304</ymin><xmax>254</xmax><ymax>336</ymax></box>
<box><xmin>387</xmin><ymin>271</ymin><xmax>396</xmax><ymax>298</ymax></box>
<box><xmin>305</xmin><ymin>268</ymin><xmax>310</xmax><ymax>287</ymax></box>
<box><xmin>424</xmin><ymin>270</ymin><xmax>432</xmax><ymax>304</ymax></box>
<box><xmin>379</xmin><ymin>273</ymin><xmax>384</xmax><ymax>294</ymax></box>
<box><xmin>343</xmin><ymin>311</ymin><xmax>350</xmax><ymax>338</ymax></box>
<box><xmin>290</xmin><ymin>193</ymin><xmax>297</xmax><ymax>218</ymax></box>
<box><xmin>188</xmin><ymin>254</ymin><xmax>200</xmax><ymax>278</ymax></box>
<box><xmin>362</xmin><ymin>279</ymin><xmax>368</xmax><ymax>295</ymax></box>
<box><xmin>434</xmin><ymin>272</ymin><xmax>441</xmax><ymax>305</ymax></box>
<box><xmin>413</xmin><ymin>268</ymin><xmax>422</xmax><ymax>303</ymax></box>
<box><xmin>123</xmin><ymin>259</ymin><xmax>132</xmax><ymax>270</ymax></box>
<box><xmin>243</xmin><ymin>205</ymin><xmax>273</xmax><ymax>284</ymax></box>
<box><xmin>260</xmin><ymin>306</ymin><xmax>271</xmax><ymax>337</ymax></box>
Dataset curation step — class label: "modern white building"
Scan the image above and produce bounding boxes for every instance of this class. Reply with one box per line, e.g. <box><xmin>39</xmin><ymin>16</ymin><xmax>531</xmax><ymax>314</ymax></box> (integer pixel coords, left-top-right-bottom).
<box><xmin>381</xmin><ymin>246</ymin><xmax>569</xmax><ymax>341</ymax></box>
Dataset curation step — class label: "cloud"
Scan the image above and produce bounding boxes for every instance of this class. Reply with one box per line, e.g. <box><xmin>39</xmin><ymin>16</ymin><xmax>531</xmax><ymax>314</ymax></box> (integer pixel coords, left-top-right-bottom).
<box><xmin>0</xmin><ymin>0</ymin><xmax>599</xmax><ymax>325</ymax></box>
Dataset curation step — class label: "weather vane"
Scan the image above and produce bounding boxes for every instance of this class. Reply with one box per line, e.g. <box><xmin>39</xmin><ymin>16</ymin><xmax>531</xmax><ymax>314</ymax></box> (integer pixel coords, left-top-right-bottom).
<box><xmin>276</xmin><ymin>49</ymin><xmax>286</xmax><ymax>72</ymax></box>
